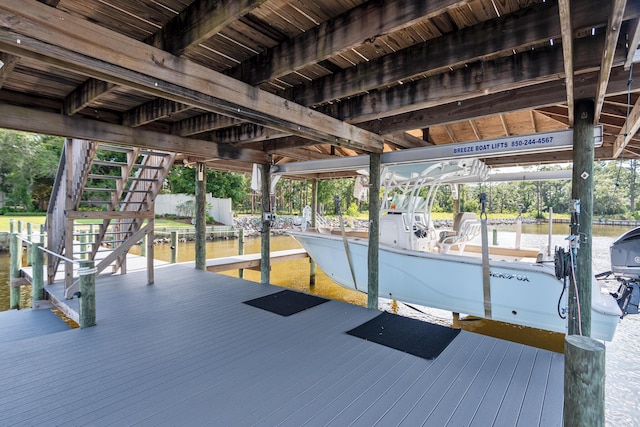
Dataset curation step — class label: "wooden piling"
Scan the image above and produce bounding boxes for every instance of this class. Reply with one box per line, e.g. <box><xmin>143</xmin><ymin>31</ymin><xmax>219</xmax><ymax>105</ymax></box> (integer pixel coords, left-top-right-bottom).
<box><xmin>9</xmin><ymin>232</ymin><xmax>21</xmax><ymax>309</ymax></box>
<box><xmin>492</xmin><ymin>229</ymin><xmax>498</xmax><ymax>246</ymax></box>
<box><xmin>261</xmin><ymin>161</ymin><xmax>271</xmax><ymax>285</ymax></box>
<box><xmin>146</xmin><ymin>219</ymin><xmax>154</xmax><ymax>285</ymax></box>
<box><xmin>367</xmin><ymin>153</ymin><xmax>381</xmax><ymax>309</ymax></box>
<box><xmin>570</xmin><ymin>99</ymin><xmax>594</xmax><ymax>336</ymax></box>
<box><xmin>32</xmin><ymin>242</ymin><xmax>44</xmax><ymax>302</ymax></box>
<box><xmin>140</xmin><ymin>234</ymin><xmax>147</xmax><ymax>257</ymax></box>
<box><xmin>26</xmin><ymin>222</ymin><xmax>32</xmax><ymax>266</ymax></box>
<box><xmin>170</xmin><ymin>231</ymin><xmax>178</xmax><ymax>264</ymax></box>
<box><xmin>310</xmin><ymin>179</ymin><xmax>318</xmax><ymax>286</ymax></box>
<box><xmin>78</xmin><ymin>260</ymin><xmax>96</xmax><ymax>328</ymax></box>
<box><xmin>564</xmin><ymin>335</ymin><xmax>605</xmax><ymax>426</ymax></box>
<box><xmin>195</xmin><ymin>162</ymin><xmax>206</xmax><ymax>270</ymax></box>
<box><xmin>80</xmin><ymin>230</ymin><xmax>87</xmax><ymax>260</ymax></box>
<box><xmin>238</xmin><ymin>228</ymin><xmax>245</xmax><ymax>278</ymax></box>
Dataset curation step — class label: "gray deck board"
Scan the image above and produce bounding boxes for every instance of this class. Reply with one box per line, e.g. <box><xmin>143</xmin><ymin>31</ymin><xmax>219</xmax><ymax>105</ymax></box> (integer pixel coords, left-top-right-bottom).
<box><xmin>0</xmin><ymin>309</ymin><xmax>70</xmax><ymax>344</ymax></box>
<box><xmin>0</xmin><ymin>264</ymin><xmax>563</xmax><ymax>426</ymax></box>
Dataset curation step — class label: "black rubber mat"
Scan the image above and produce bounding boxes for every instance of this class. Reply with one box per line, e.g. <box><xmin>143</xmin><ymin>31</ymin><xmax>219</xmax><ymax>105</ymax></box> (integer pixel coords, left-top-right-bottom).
<box><xmin>346</xmin><ymin>311</ymin><xmax>461</xmax><ymax>360</ymax></box>
<box><xmin>243</xmin><ymin>289</ymin><xmax>329</xmax><ymax>316</ymax></box>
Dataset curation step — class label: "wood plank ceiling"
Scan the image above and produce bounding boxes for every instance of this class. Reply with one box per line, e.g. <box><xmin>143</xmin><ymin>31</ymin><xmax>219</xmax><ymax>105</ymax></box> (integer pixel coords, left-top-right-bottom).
<box><xmin>0</xmin><ymin>0</ymin><xmax>638</xmax><ymax>176</ymax></box>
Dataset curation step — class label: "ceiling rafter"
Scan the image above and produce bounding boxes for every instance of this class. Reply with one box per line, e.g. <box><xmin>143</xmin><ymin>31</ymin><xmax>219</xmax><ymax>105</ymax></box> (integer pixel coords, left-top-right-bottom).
<box><xmin>228</xmin><ymin>0</ymin><xmax>468</xmax><ymax>86</ymax></box>
<box><xmin>356</xmin><ymin>66</ymin><xmax>640</xmax><ymax>135</ymax></box>
<box><xmin>321</xmin><ymin>33</ymin><xmax>611</xmax><ymax>124</ymax></box>
<box><xmin>613</xmin><ymin>94</ymin><xmax>640</xmax><ymax>157</ymax></box>
<box><xmin>0</xmin><ymin>102</ymin><xmax>268</xmax><ymax>163</ymax></box>
<box><xmin>594</xmin><ymin>0</ymin><xmax>627</xmax><ymax>122</ymax></box>
<box><xmin>0</xmin><ymin>52</ymin><xmax>18</xmax><ymax>89</ymax></box>
<box><xmin>558</xmin><ymin>0</ymin><xmax>574</xmax><ymax>125</ymax></box>
<box><xmin>0</xmin><ymin>0</ymin><xmax>385</xmax><ymax>153</ymax></box>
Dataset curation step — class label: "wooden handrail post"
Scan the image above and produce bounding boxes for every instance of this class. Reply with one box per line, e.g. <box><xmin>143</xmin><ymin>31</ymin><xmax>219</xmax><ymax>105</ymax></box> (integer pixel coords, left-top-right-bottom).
<box><xmin>238</xmin><ymin>228</ymin><xmax>244</xmax><ymax>278</ymax></box>
<box><xmin>32</xmin><ymin>243</ymin><xmax>44</xmax><ymax>302</ymax></box>
<box><xmin>80</xmin><ymin>230</ymin><xmax>87</xmax><ymax>260</ymax></box>
<box><xmin>170</xmin><ymin>231</ymin><xmax>178</xmax><ymax>263</ymax></box>
<box><xmin>9</xmin><ymin>232</ymin><xmax>21</xmax><ymax>309</ymax></box>
<box><xmin>26</xmin><ymin>222</ymin><xmax>32</xmax><ymax>266</ymax></box>
<box><xmin>78</xmin><ymin>260</ymin><xmax>96</xmax><ymax>328</ymax></box>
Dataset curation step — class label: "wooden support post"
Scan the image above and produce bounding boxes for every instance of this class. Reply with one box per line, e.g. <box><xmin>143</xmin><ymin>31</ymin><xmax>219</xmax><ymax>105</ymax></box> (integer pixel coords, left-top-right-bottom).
<box><xmin>368</xmin><ymin>153</ymin><xmax>381</xmax><ymax>310</ymax></box>
<box><xmin>195</xmin><ymin>162</ymin><xmax>206</xmax><ymax>270</ymax></box>
<box><xmin>261</xmin><ymin>161</ymin><xmax>271</xmax><ymax>285</ymax></box>
<box><xmin>80</xmin><ymin>230</ymin><xmax>87</xmax><ymax>260</ymax></box>
<box><xmin>170</xmin><ymin>231</ymin><xmax>178</xmax><ymax>264</ymax></box>
<box><xmin>39</xmin><ymin>224</ymin><xmax>45</xmax><ymax>246</ymax></box>
<box><xmin>310</xmin><ymin>179</ymin><xmax>318</xmax><ymax>286</ymax></box>
<box><xmin>78</xmin><ymin>260</ymin><xmax>96</xmax><ymax>328</ymax></box>
<box><xmin>238</xmin><ymin>227</ymin><xmax>244</xmax><ymax>278</ymax></box>
<box><xmin>564</xmin><ymin>335</ymin><xmax>605</xmax><ymax>426</ymax></box>
<box><xmin>140</xmin><ymin>234</ymin><xmax>147</xmax><ymax>257</ymax></box>
<box><xmin>10</xmin><ymin>218</ymin><xmax>14</xmax><ymax>234</ymax></box>
<box><xmin>9</xmin><ymin>232</ymin><xmax>21</xmax><ymax>309</ymax></box>
<box><xmin>17</xmin><ymin>220</ymin><xmax>22</xmax><ymax>234</ymax></box>
<box><xmin>146</xmin><ymin>219</ymin><xmax>154</xmax><ymax>285</ymax></box>
<box><xmin>570</xmin><ymin>99</ymin><xmax>594</xmax><ymax>336</ymax></box>
<box><xmin>32</xmin><ymin>242</ymin><xmax>44</xmax><ymax>302</ymax></box>
<box><xmin>26</xmin><ymin>222</ymin><xmax>32</xmax><ymax>266</ymax></box>
<box><xmin>492</xmin><ymin>229</ymin><xmax>498</xmax><ymax>246</ymax></box>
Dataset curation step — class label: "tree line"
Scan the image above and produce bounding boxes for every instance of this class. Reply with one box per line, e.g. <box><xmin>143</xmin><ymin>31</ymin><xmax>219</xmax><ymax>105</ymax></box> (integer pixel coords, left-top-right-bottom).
<box><xmin>2</xmin><ymin>130</ymin><xmax>639</xmax><ymax>219</ymax></box>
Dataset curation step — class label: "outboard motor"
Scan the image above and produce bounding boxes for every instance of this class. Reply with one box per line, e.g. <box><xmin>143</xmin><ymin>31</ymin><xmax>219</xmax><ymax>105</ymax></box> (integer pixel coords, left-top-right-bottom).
<box><xmin>606</xmin><ymin>226</ymin><xmax>640</xmax><ymax>315</ymax></box>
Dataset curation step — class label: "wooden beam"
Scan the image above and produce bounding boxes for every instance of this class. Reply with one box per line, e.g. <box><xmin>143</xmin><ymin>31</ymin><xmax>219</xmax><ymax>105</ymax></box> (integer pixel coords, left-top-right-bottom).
<box><xmin>499</xmin><ymin>114</ymin><xmax>510</xmax><ymax>136</ymax></box>
<box><xmin>613</xmin><ymin>95</ymin><xmax>640</xmax><ymax>157</ymax></box>
<box><xmin>0</xmin><ymin>52</ymin><xmax>18</xmax><ymax>89</ymax></box>
<box><xmin>357</xmin><ymin>66</ymin><xmax>640</xmax><ymax>135</ymax></box>
<box><xmin>469</xmin><ymin>120</ymin><xmax>482</xmax><ymax>140</ymax></box>
<box><xmin>66</xmin><ymin>211</ymin><xmax>155</xmax><ymax>220</ymax></box>
<box><xmin>593</xmin><ymin>0</ymin><xmax>627</xmax><ymax>122</ymax></box>
<box><xmin>228</xmin><ymin>0</ymin><xmax>467</xmax><ymax>85</ymax></box>
<box><xmin>146</xmin><ymin>0</ymin><xmax>266</xmax><ymax>57</ymax></box>
<box><xmin>0</xmin><ymin>0</ymin><xmax>383</xmax><ymax>153</ymax></box>
<box><xmin>558</xmin><ymin>0</ymin><xmax>574</xmax><ymax>125</ymax></box>
<box><xmin>122</xmin><ymin>100</ymin><xmax>191</xmax><ymax>127</ymax></box>
<box><xmin>324</xmin><ymin>34</ymin><xmax>609</xmax><ymax>124</ymax></box>
<box><xmin>63</xmin><ymin>79</ymin><xmax>116</xmax><ymax>116</ymax></box>
<box><xmin>625</xmin><ymin>18</ymin><xmax>640</xmax><ymax>70</ymax></box>
<box><xmin>280</xmin><ymin>0</ymin><xmax>633</xmax><ymax>108</ymax></box>
<box><xmin>173</xmin><ymin>112</ymin><xmax>241</xmax><ymax>136</ymax></box>
<box><xmin>213</xmin><ymin>124</ymin><xmax>290</xmax><ymax>145</ymax></box>
<box><xmin>0</xmin><ymin>103</ymin><xmax>269</xmax><ymax>163</ymax></box>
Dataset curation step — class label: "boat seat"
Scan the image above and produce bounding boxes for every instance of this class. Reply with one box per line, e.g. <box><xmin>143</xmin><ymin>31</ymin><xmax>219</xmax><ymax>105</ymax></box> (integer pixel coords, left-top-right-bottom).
<box><xmin>438</xmin><ymin>212</ymin><xmax>481</xmax><ymax>254</ymax></box>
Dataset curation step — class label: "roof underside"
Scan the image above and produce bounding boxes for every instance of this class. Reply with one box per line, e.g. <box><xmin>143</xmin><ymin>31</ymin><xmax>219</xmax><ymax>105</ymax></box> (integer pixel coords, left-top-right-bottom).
<box><xmin>0</xmin><ymin>0</ymin><xmax>639</xmax><ymax>178</ymax></box>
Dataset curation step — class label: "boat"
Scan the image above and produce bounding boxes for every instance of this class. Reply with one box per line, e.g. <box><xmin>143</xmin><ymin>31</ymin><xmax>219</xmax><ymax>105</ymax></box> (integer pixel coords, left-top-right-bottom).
<box><xmin>289</xmin><ymin>159</ymin><xmax>623</xmax><ymax>341</ymax></box>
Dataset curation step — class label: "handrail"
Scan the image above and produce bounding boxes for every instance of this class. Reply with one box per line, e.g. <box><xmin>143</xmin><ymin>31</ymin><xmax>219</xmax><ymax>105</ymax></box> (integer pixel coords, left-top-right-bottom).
<box><xmin>37</xmin><ymin>245</ymin><xmax>78</xmax><ymax>264</ymax></box>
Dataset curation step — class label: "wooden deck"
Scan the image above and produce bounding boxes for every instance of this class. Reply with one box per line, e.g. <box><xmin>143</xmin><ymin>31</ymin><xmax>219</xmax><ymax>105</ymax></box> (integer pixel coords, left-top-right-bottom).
<box><xmin>0</xmin><ymin>264</ymin><xmax>563</xmax><ymax>426</ymax></box>
<box><xmin>205</xmin><ymin>248</ymin><xmax>309</xmax><ymax>273</ymax></box>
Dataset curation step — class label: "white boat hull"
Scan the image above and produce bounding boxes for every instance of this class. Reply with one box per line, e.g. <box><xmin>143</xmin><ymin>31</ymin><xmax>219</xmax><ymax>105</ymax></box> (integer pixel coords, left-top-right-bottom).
<box><xmin>291</xmin><ymin>231</ymin><xmax>622</xmax><ymax>341</ymax></box>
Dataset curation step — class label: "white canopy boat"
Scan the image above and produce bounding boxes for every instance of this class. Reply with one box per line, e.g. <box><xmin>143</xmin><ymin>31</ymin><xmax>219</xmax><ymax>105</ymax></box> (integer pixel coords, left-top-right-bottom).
<box><xmin>289</xmin><ymin>159</ymin><xmax>622</xmax><ymax>341</ymax></box>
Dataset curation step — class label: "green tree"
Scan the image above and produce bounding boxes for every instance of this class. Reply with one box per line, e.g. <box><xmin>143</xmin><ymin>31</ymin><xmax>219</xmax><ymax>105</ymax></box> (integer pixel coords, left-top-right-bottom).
<box><xmin>0</xmin><ymin>130</ymin><xmax>61</xmax><ymax>211</ymax></box>
<box><xmin>166</xmin><ymin>166</ymin><xmax>249</xmax><ymax>209</ymax></box>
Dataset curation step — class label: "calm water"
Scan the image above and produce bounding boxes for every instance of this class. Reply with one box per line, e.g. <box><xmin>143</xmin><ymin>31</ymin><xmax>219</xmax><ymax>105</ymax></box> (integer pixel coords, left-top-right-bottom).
<box><xmin>1</xmin><ymin>223</ymin><xmax>638</xmax><ymax>425</ymax></box>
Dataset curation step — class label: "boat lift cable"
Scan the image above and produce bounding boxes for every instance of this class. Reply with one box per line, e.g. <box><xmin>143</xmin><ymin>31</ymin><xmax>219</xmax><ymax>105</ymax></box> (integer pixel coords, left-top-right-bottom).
<box><xmin>334</xmin><ymin>196</ymin><xmax>358</xmax><ymax>291</ymax></box>
<box><xmin>479</xmin><ymin>193</ymin><xmax>492</xmax><ymax>319</ymax></box>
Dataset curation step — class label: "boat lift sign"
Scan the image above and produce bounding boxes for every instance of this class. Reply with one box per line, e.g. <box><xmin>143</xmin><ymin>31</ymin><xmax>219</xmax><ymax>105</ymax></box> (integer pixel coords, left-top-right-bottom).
<box><xmin>272</xmin><ymin>126</ymin><xmax>603</xmax><ymax>175</ymax></box>
<box><xmin>386</xmin><ymin>126</ymin><xmax>603</xmax><ymax>165</ymax></box>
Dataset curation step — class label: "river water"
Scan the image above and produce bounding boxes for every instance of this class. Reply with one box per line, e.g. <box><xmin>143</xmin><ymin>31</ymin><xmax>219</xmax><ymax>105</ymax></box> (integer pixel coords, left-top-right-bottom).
<box><xmin>1</xmin><ymin>223</ymin><xmax>638</xmax><ymax>425</ymax></box>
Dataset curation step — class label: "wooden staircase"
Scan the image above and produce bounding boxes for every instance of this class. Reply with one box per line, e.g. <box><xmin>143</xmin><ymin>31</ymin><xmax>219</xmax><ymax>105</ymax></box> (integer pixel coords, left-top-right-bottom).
<box><xmin>46</xmin><ymin>138</ymin><xmax>175</xmax><ymax>298</ymax></box>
